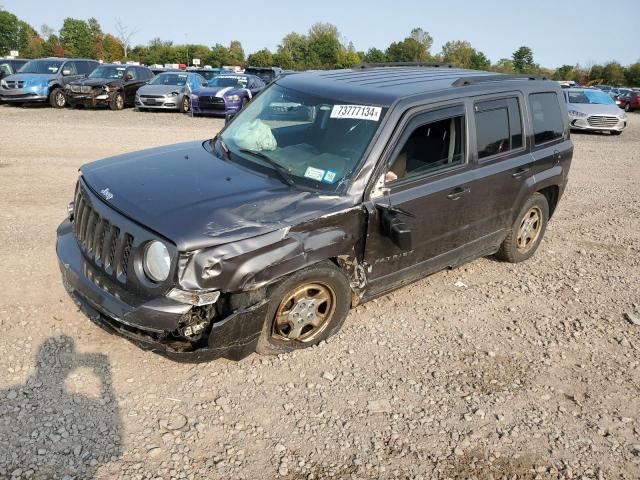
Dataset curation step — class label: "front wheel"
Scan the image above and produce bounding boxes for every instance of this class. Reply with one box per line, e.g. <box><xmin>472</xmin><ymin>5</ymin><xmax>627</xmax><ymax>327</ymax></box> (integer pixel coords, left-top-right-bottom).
<box><xmin>49</xmin><ymin>88</ymin><xmax>66</xmax><ymax>108</ymax></box>
<box><xmin>496</xmin><ymin>193</ymin><xmax>549</xmax><ymax>263</ymax></box>
<box><xmin>256</xmin><ymin>262</ymin><xmax>351</xmax><ymax>355</ymax></box>
<box><xmin>179</xmin><ymin>95</ymin><xmax>190</xmax><ymax>113</ymax></box>
<box><xmin>109</xmin><ymin>92</ymin><xmax>124</xmax><ymax>111</ymax></box>
<box><xmin>624</xmin><ymin>103</ymin><xmax>631</xmax><ymax>112</ymax></box>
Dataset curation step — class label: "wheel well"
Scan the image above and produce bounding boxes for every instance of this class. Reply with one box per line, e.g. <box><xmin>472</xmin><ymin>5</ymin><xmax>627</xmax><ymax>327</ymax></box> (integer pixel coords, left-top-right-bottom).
<box><xmin>537</xmin><ymin>185</ymin><xmax>559</xmax><ymax>218</ymax></box>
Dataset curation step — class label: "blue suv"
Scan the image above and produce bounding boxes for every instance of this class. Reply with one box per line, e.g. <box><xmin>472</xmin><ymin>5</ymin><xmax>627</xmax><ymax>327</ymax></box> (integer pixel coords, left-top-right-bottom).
<box><xmin>0</xmin><ymin>57</ymin><xmax>98</xmax><ymax>108</ymax></box>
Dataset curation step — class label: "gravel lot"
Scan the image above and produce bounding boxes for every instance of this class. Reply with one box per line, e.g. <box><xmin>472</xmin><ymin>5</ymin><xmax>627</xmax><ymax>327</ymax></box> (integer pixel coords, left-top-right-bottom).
<box><xmin>0</xmin><ymin>105</ymin><xmax>639</xmax><ymax>480</ymax></box>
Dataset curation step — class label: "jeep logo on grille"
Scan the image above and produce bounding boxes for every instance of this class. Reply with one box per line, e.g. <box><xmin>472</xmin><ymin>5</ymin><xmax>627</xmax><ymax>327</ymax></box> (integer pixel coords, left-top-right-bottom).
<box><xmin>100</xmin><ymin>188</ymin><xmax>113</xmax><ymax>200</ymax></box>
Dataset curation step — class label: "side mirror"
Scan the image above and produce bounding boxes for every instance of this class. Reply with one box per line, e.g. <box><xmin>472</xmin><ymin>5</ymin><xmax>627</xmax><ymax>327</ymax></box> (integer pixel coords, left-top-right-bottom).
<box><xmin>124</xmin><ymin>74</ymin><xmax>133</xmax><ymax>81</ymax></box>
<box><xmin>225</xmin><ymin>110</ymin><xmax>237</xmax><ymax>124</ymax></box>
<box><xmin>380</xmin><ymin>207</ymin><xmax>413</xmax><ymax>251</ymax></box>
<box><xmin>62</xmin><ymin>69</ymin><xmax>72</xmax><ymax>76</ymax></box>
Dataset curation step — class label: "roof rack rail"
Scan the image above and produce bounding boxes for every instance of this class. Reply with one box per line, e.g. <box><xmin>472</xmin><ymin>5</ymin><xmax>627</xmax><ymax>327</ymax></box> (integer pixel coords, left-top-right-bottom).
<box><xmin>355</xmin><ymin>62</ymin><xmax>453</xmax><ymax>69</ymax></box>
<box><xmin>452</xmin><ymin>73</ymin><xmax>547</xmax><ymax>87</ymax></box>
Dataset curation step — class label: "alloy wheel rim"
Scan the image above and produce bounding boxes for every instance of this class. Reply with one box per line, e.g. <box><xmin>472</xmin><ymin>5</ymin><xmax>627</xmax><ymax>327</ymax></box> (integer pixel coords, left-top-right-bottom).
<box><xmin>183</xmin><ymin>97</ymin><xmax>189</xmax><ymax>111</ymax></box>
<box><xmin>117</xmin><ymin>95</ymin><xmax>124</xmax><ymax>109</ymax></box>
<box><xmin>516</xmin><ymin>206</ymin><xmax>542</xmax><ymax>253</ymax></box>
<box><xmin>56</xmin><ymin>92</ymin><xmax>65</xmax><ymax>107</ymax></box>
<box><xmin>273</xmin><ymin>282</ymin><xmax>336</xmax><ymax>342</ymax></box>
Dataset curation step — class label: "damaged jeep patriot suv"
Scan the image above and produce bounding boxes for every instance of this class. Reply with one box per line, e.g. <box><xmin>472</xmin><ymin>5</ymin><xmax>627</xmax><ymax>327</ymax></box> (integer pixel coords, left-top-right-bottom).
<box><xmin>56</xmin><ymin>63</ymin><xmax>573</xmax><ymax>360</ymax></box>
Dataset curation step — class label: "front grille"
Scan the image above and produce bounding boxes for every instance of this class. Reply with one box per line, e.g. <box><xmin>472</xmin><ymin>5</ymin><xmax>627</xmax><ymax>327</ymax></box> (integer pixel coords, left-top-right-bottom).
<box><xmin>140</xmin><ymin>94</ymin><xmax>164</xmax><ymax>98</ymax></box>
<box><xmin>199</xmin><ymin>96</ymin><xmax>225</xmax><ymax>110</ymax></box>
<box><xmin>4</xmin><ymin>80</ymin><xmax>25</xmax><ymax>89</ymax></box>
<box><xmin>587</xmin><ymin>116</ymin><xmax>619</xmax><ymax>127</ymax></box>
<box><xmin>70</xmin><ymin>85</ymin><xmax>92</xmax><ymax>94</ymax></box>
<box><xmin>73</xmin><ymin>189</ymin><xmax>134</xmax><ymax>283</ymax></box>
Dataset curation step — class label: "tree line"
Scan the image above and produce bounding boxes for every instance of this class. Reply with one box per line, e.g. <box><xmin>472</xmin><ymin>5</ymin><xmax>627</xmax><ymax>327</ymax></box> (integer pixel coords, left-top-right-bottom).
<box><xmin>1</xmin><ymin>9</ymin><xmax>639</xmax><ymax>86</ymax></box>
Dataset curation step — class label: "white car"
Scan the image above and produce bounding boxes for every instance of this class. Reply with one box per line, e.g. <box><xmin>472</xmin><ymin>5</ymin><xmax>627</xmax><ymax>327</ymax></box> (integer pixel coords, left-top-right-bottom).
<box><xmin>563</xmin><ymin>88</ymin><xmax>627</xmax><ymax>135</ymax></box>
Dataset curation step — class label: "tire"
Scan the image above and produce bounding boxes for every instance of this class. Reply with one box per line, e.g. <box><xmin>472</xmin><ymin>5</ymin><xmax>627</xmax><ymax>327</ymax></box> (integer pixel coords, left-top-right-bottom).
<box><xmin>179</xmin><ymin>95</ymin><xmax>190</xmax><ymax>113</ymax></box>
<box><xmin>255</xmin><ymin>261</ymin><xmax>351</xmax><ymax>355</ymax></box>
<box><xmin>109</xmin><ymin>92</ymin><xmax>124</xmax><ymax>111</ymax></box>
<box><xmin>241</xmin><ymin>97</ymin><xmax>249</xmax><ymax>109</ymax></box>
<box><xmin>496</xmin><ymin>192</ymin><xmax>549</xmax><ymax>263</ymax></box>
<box><xmin>624</xmin><ymin>103</ymin><xmax>630</xmax><ymax>112</ymax></box>
<box><xmin>49</xmin><ymin>88</ymin><xmax>66</xmax><ymax>108</ymax></box>
<box><xmin>611</xmin><ymin>130</ymin><xmax>622</xmax><ymax>136</ymax></box>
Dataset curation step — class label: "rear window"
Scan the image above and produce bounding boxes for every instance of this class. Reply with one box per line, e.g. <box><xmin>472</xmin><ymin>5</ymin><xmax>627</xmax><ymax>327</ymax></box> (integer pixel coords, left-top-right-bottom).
<box><xmin>475</xmin><ymin>97</ymin><xmax>523</xmax><ymax>159</ymax></box>
<box><xmin>529</xmin><ymin>93</ymin><xmax>564</xmax><ymax>145</ymax></box>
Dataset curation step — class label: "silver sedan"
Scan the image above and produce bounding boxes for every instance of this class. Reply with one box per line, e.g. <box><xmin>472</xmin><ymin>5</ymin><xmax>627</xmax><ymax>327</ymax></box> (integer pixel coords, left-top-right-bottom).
<box><xmin>563</xmin><ymin>88</ymin><xmax>627</xmax><ymax>135</ymax></box>
<box><xmin>135</xmin><ymin>71</ymin><xmax>207</xmax><ymax>112</ymax></box>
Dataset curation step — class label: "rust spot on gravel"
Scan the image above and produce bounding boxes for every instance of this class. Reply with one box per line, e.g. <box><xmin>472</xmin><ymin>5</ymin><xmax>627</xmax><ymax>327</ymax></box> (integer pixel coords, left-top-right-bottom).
<box><xmin>440</xmin><ymin>448</ymin><xmax>550</xmax><ymax>479</ymax></box>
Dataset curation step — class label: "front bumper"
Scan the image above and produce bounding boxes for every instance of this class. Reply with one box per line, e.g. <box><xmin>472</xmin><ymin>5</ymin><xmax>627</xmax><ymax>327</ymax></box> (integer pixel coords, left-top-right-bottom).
<box><xmin>56</xmin><ymin>219</ymin><xmax>266</xmax><ymax>361</ymax></box>
<box><xmin>191</xmin><ymin>97</ymin><xmax>241</xmax><ymax>116</ymax></box>
<box><xmin>0</xmin><ymin>86</ymin><xmax>48</xmax><ymax>102</ymax></box>
<box><xmin>135</xmin><ymin>95</ymin><xmax>181</xmax><ymax>110</ymax></box>
<box><xmin>569</xmin><ymin>116</ymin><xmax>626</xmax><ymax>132</ymax></box>
<box><xmin>66</xmin><ymin>91</ymin><xmax>112</xmax><ymax>107</ymax></box>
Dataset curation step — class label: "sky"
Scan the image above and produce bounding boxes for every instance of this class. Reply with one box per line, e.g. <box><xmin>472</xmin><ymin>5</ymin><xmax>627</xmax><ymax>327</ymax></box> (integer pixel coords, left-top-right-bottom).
<box><xmin>4</xmin><ymin>0</ymin><xmax>639</xmax><ymax>67</ymax></box>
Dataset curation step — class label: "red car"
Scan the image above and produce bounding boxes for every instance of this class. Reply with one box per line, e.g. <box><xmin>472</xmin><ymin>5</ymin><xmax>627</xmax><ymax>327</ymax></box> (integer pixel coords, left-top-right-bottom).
<box><xmin>618</xmin><ymin>91</ymin><xmax>640</xmax><ymax>112</ymax></box>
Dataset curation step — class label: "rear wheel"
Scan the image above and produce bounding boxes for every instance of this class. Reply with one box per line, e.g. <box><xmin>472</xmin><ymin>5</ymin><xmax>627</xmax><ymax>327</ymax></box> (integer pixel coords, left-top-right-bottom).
<box><xmin>256</xmin><ymin>262</ymin><xmax>351</xmax><ymax>355</ymax></box>
<box><xmin>241</xmin><ymin>97</ymin><xmax>249</xmax><ymax>109</ymax></box>
<box><xmin>49</xmin><ymin>88</ymin><xmax>66</xmax><ymax>108</ymax></box>
<box><xmin>624</xmin><ymin>103</ymin><xmax>631</xmax><ymax>112</ymax></box>
<box><xmin>109</xmin><ymin>92</ymin><xmax>124</xmax><ymax>111</ymax></box>
<box><xmin>496</xmin><ymin>193</ymin><xmax>549</xmax><ymax>263</ymax></box>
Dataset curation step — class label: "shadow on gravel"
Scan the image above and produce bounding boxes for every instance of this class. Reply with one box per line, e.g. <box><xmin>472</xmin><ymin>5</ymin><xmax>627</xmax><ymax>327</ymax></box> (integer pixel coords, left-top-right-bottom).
<box><xmin>0</xmin><ymin>335</ymin><xmax>122</xmax><ymax>479</ymax></box>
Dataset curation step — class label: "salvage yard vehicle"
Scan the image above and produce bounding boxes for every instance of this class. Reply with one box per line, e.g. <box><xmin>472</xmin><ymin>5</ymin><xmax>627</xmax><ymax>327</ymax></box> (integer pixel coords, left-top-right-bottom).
<box><xmin>617</xmin><ymin>90</ymin><xmax>640</xmax><ymax>112</ymax></box>
<box><xmin>244</xmin><ymin>66</ymin><xmax>283</xmax><ymax>84</ymax></box>
<box><xmin>191</xmin><ymin>73</ymin><xmax>265</xmax><ymax>117</ymax></box>
<box><xmin>563</xmin><ymin>88</ymin><xmax>627</xmax><ymax>135</ymax></box>
<box><xmin>0</xmin><ymin>57</ymin><xmax>99</xmax><ymax>108</ymax></box>
<box><xmin>0</xmin><ymin>58</ymin><xmax>28</xmax><ymax>81</ymax></box>
<box><xmin>66</xmin><ymin>64</ymin><xmax>154</xmax><ymax>110</ymax></box>
<box><xmin>56</xmin><ymin>64</ymin><xmax>573</xmax><ymax>360</ymax></box>
<box><xmin>135</xmin><ymin>71</ymin><xmax>208</xmax><ymax>112</ymax></box>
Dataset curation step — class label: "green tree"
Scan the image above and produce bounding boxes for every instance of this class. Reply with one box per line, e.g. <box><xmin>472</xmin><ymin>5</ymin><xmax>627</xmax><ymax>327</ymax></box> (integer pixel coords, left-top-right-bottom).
<box><xmin>272</xmin><ymin>49</ymin><xmax>294</xmax><ymax>69</ymax></box>
<box><xmin>512</xmin><ymin>46</ymin><xmax>536</xmax><ymax>73</ymax></box>
<box><xmin>362</xmin><ymin>47</ymin><xmax>386</xmax><ymax>63</ymax></box>
<box><xmin>470</xmin><ymin>51</ymin><xmax>490</xmax><ymax>70</ymax></box>
<box><xmin>102</xmin><ymin>34</ymin><xmax>124</xmax><ymax>62</ymax></box>
<box><xmin>385</xmin><ymin>28</ymin><xmax>433</xmax><ymax>63</ymax></box>
<box><xmin>337</xmin><ymin>42</ymin><xmax>361</xmax><ymax>68</ymax></box>
<box><xmin>553</xmin><ymin>64</ymin><xmax>574</xmax><ymax>81</ymax></box>
<box><xmin>409</xmin><ymin>27</ymin><xmax>433</xmax><ymax>53</ymax></box>
<box><xmin>247</xmin><ymin>48</ymin><xmax>274</xmax><ymax>67</ymax></box>
<box><xmin>492</xmin><ymin>58</ymin><xmax>514</xmax><ymax>73</ymax></box>
<box><xmin>87</xmin><ymin>17</ymin><xmax>103</xmax><ymax>60</ymax></box>
<box><xmin>59</xmin><ymin>18</ymin><xmax>93</xmax><ymax>58</ymax></box>
<box><xmin>625</xmin><ymin>62</ymin><xmax>640</xmax><ymax>87</ymax></box>
<box><xmin>307</xmin><ymin>22</ymin><xmax>341</xmax><ymax>68</ymax></box>
<box><xmin>227</xmin><ymin>40</ymin><xmax>245</xmax><ymax>65</ymax></box>
<box><xmin>278</xmin><ymin>32</ymin><xmax>308</xmax><ymax>69</ymax></box>
<box><xmin>588</xmin><ymin>64</ymin><xmax>605</xmax><ymax>84</ymax></box>
<box><xmin>601</xmin><ymin>62</ymin><xmax>625</xmax><ymax>86</ymax></box>
<box><xmin>205</xmin><ymin>43</ymin><xmax>230</xmax><ymax>67</ymax></box>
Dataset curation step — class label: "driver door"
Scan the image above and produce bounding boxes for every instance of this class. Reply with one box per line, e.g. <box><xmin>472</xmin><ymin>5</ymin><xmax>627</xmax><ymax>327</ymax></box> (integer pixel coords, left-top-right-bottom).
<box><xmin>363</xmin><ymin>104</ymin><xmax>479</xmax><ymax>297</ymax></box>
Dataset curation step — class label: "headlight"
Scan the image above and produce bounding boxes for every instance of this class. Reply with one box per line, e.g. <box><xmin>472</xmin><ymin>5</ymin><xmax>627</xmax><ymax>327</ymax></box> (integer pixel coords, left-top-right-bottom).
<box><xmin>143</xmin><ymin>241</ymin><xmax>170</xmax><ymax>282</ymax></box>
<box><xmin>0</xmin><ymin>79</ymin><xmax>7</xmax><ymax>88</ymax></box>
<box><xmin>168</xmin><ymin>91</ymin><xmax>179</xmax><ymax>97</ymax></box>
<box><xmin>226</xmin><ymin>94</ymin><xmax>240</xmax><ymax>102</ymax></box>
<box><xmin>568</xmin><ymin>110</ymin><xmax>587</xmax><ymax>118</ymax></box>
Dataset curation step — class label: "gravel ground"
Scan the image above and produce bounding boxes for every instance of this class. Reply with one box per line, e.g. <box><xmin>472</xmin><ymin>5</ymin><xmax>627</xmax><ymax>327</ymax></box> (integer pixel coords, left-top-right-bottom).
<box><xmin>0</xmin><ymin>105</ymin><xmax>638</xmax><ymax>480</ymax></box>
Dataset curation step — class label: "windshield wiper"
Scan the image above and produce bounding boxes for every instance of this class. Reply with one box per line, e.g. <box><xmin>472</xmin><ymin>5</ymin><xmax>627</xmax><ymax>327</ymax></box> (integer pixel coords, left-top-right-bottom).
<box><xmin>237</xmin><ymin>148</ymin><xmax>296</xmax><ymax>187</ymax></box>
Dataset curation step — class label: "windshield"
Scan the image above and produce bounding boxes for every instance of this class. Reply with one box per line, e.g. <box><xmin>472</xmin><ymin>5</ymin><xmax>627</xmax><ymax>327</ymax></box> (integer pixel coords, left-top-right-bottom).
<box><xmin>89</xmin><ymin>66</ymin><xmax>126</xmax><ymax>79</ymax></box>
<box><xmin>150</xmin><ymin>73</ymin><xmax>188</xmax><ymax>86</ymax></box>
<box><xmin>220</xmin><ymin>84</ymin><xmax>387</xmax><ymax>191</ymax></box>
<box><xmin>195</xmin><ymin>70</ymin><xmax>218</xmax><ymax>80</ymax></box>
<box><xmin>247</xmin><ymin>70</ymin><xmax>275</xmax><ymax>83</ymax></box>
<box><xmin>207</xmin><ymin>76</ymin><xmax>247</xmax><ymax>88</ymax></box>
<box><xmin>568</xmin><ymin>90</ymin><xmax>615</xmax><ymax>105</ymax></box>
<box><xmin>18</xmin><ymin>59</ymin><xmax>64</xmax><ymax>74</ymax></box>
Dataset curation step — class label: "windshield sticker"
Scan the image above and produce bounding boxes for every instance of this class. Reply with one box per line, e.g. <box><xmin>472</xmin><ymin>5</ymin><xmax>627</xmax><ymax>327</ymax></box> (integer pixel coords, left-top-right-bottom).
<box><xmin>48</xmin><ymin>67</ymin><xmax>58</xmax><ymax>72</ymax></box>
<box><xmin>331</xmin><ymin>105</ymin><xmax>382</xmax><ymax>121</ymax></box>
<box><xmin>304</xmin><ymin>166</ymin><xmax>325</xmax><ymax>181</ymax></box>
<box><xmin>117</xmin><ymin>67</ymin><xmax>126</xmax><ymax>70</ymax></box>
<box><xmin>323</xmin><ymin>170</ymin><xmax>337</xmax><ymax>184</ymax></box>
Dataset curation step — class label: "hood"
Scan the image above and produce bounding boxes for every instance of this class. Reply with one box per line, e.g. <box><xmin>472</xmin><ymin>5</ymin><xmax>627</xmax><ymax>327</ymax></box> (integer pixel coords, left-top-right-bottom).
<box><xmin>80</xmin><ymin>141</ymin><xmax>353</xmax><ymax>251</ymax></box>
<box><xmin>567</xmin><ymin>102</ymin><xmax>624</xmax><ymax>116</ymax></box>
<box><xmin>137</xmin><ymin>84</ymin><xmax>184</xmax><ymax>96</ymax></box>
<box><xmin>195</xmin><ymin>86</ymin><xmax>245</xmax><ymax>97</ymax></box>
<box><xmin>70</xmin><ymin>77</ymin><xmax>123</xmax><ymax>87</ymax></box>
<box><xmin>3</xmin><ymin>73</ymin><xmax>55</xmax><ymax>84</ymax></box>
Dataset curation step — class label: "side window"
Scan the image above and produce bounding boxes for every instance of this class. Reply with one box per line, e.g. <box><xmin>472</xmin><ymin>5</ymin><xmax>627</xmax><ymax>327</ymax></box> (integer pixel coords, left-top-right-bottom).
<box><xmin>387</xmin><ymin>114</ymin><xmax>465</xmax><ymax>182</ymax></box>
<box><xmin>63</xmin><ymin>61</ymin><xmax>78</xmax><ymax>75</ymax></box>
<box><xmin>475</xmin><ymin>97</ymin><xmax>523</xmax><ymax>159</ymax></box>
<box><xmin>126</xmin><ymin>68</ymin><xmax>138</xmax><ymax>81</ymax></box>
<box><xmin>529</xmin><ymin>92</ymin><xmax>564</xmax><ymax>145</ymax></box>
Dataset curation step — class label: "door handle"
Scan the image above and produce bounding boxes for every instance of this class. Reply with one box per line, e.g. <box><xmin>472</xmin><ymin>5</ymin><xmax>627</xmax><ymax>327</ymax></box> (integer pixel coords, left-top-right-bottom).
<box><xmin>511</xmin><ymin>167</ymin><xmax>530</xmax><ymax>179</ymax></box>
<box><xmin>446</xmin><ymin>186</ymin><xmax>471</xmax><ymax>200</ymax></box>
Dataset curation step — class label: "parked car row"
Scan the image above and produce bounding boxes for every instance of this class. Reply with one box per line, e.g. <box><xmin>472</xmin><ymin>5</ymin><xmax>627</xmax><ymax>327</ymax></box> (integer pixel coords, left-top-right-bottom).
<box><xmin>0</xmin><ymin>57</ymin><xmax>276</xmax><ymax>115</ymax></box>
<box><xmin>563</xmin><ymin>87</ymin><xmax>628</xmax><ymax>135</ymax></box>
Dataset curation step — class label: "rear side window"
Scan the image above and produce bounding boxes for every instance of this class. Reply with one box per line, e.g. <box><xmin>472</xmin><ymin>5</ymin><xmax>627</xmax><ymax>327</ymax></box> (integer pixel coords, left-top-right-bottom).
<box><xmin>529</xmin><ymin>92</ymin><xmax>564</xmax><ymax>145</ymax></box>
<box><xmin>475</xmin><ymin>97</ymin><xmax>523</xmax><ymax>159</ymax></box>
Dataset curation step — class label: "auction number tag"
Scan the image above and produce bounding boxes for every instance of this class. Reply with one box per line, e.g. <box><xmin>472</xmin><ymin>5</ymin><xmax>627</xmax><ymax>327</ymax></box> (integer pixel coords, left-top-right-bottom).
<box><xmin>304</xmin><ymin>166</ymin><xmax>325</xmax><ymax>181</ymax></box>
<box><xmin>330</xmin><ymin>105</ymin><xmax>382</xmax><ymax>121</ymax></box>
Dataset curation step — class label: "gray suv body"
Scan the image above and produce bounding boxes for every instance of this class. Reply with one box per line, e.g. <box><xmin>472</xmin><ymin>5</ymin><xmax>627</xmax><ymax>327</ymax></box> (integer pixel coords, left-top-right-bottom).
<box><xmin>0</xmin><ymin>58</ymin><xmax>99</xmax><ymax>108</ymax></box>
